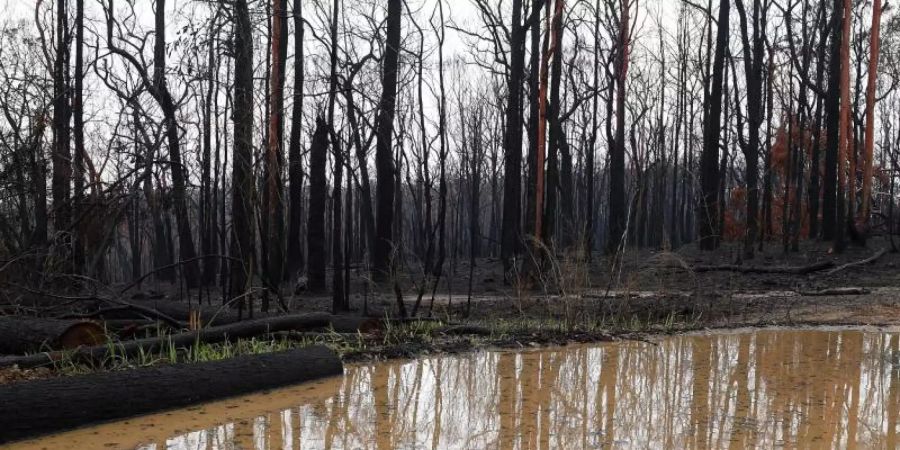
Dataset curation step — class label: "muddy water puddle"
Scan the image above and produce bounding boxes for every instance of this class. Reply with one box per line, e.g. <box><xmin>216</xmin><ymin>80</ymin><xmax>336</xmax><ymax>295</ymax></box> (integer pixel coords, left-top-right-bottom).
<box><xmin>12</xmin><ymin>328</ymin><xmax>900</xmax><ymax>449</ymax></box>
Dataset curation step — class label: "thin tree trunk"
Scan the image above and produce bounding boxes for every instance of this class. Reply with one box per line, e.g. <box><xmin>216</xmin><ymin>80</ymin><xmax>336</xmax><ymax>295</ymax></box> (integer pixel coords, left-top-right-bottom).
<box><xmin>73</xmin><ymin>0</ymin><xmax>86</xmax><ymax>274</ymax></box>
<box><xmin>835</xmin><ymin>0</ymin><xmax>852</xmax><ymax>251</ymax></box>
<box><xmin>286</xmin><ymin>0</ymin><xmax>306</xmax><ymax>278</ymax></box>
<box><xmin>150</xmin><ymin>0</ymin><xmax>201</xmax><ymax>286</ymax></box>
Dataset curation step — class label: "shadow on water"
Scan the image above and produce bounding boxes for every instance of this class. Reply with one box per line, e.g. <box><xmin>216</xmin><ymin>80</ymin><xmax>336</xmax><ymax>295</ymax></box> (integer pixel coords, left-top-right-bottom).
<box><xmin>12</xmin><ymin>328</ymin><xmax>900</xmax><ymax>449</ymax></box>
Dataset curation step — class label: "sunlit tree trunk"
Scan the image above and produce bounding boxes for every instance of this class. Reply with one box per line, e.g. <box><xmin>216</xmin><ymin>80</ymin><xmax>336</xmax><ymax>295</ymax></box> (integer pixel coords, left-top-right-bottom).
<box><xmin>860</xmin><ymin>0</ymin><xmax>882</xmax><ymax>228</ymax></box>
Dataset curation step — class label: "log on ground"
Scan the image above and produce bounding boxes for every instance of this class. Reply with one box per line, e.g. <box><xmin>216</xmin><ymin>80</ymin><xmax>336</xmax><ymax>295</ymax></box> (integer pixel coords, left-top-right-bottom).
<box><xmin>0</xmin><ymin>316</ymin><xmax>105</xmax><ymax>354</ymax></box>
<box><xmin>0</xmin><ymin>345</ymin><xmax>342</xmax><ymax>444</ymax></box>
<box><xmin>0</xmin><ymin>313</ymin><xmax>365</xmax><ymax>369</ymax></box>
<box><xmin>797</xmin><ymin>287</ymin><xmax>871</xmax><ymax>296</ymax></box>
<box><xmin>692</xmin><ymin>260</ymin><xmax>834</xmax><ymax>275</ymax></box>
<box><xmin>825</xmin><ymin>248</ymin><xmax>888</xmax><ymax>275</ymax></box>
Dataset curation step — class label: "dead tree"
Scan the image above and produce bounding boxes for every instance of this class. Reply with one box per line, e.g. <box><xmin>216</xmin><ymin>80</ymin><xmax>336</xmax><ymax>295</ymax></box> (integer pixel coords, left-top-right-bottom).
<box><xmin>822</xmin><ymin>0</ymin><xmax>844</xmax><ymax>242</ymax></box>
<box><xmin>608</xmin><ymin>0</ymin><xmax>629</xmax><ymax>254</ymax></box>
<box><xmin>699</xmin><ymin>0</ymin><xmax>730</xmax><ymax>250</ymax></box>
<box><xmin>307</xmin><ymin>117</ymin><xmax>330</xmax><ymax>292</ymax></box>
<box><xmin>52</xmin><ymin>0</ymin><xmax>72</xmax><ymax>255</ymax></box>
<box><xmin>286</xmin><ymin>0</ymin><xmax>306</xmax><ymax>278</ymax></box>
<box><xmin>500</xmin><ymin>0</ymin><xmax>527</xmax><ymax>275</ymax></box>
<box><xmin>264</xmin><ymin>0</ymin><xmax>288</xmax><ymax>294</ymax></box>
<box><xmin>229</xmin><ymin>0</ymin><xmax>256</xmax><ymax>312</ymax></box>
<box><xmin>102</xmin><ymin>0</ymin><xmax>201</xmax><ymax>285</ymax></box>
<box><xmin>374</xmin><ymin>0</ymin><xmax>403</xmax><ymax>284</ymax></box>
<box><xmin>734</xmin><ymin>0</ymin><xmax>767</xmax><ymax>258</ymax></box>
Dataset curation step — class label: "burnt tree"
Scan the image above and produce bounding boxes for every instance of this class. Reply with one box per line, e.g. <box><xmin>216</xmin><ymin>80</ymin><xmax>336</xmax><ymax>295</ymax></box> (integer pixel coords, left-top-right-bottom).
<box><xmin>373</xmin><ymin>0</ymin><xmax>403</xmax><ymax>282</ymax></box>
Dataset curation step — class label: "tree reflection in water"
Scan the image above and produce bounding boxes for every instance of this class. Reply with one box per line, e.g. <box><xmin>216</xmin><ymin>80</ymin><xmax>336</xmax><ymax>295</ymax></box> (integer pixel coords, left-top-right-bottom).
<box><xmin>16</xmin><ymin>329</ymin><xmax>900</xmax><ymax>450</ymax></box>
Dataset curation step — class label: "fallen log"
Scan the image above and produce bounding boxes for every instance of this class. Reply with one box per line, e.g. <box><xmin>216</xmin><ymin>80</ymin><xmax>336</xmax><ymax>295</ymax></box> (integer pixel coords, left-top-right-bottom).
<box><xmin>0</xmin><ymin>345</ymin><xmax>342</xmax><ymax>443</ymax></box>
<box><xmin>797</xmin><ymin>287</ymin><xmax>871</xmax><ymax>296</ymax></box>
<box><xmin>435</xmin><ymin>324</ymin><xmax>494</xmax><ymax>336</ymax></box>
<box><xmin>0</xmin><ymin>312</ymin><xmax>333</xmax><ymax>369</ymax></box>
<box><xmin>125</xmin><ymin>301</ymin><xmax>245</xmax><ymax>326</ymax></box>
<box><xmin>825</xmin><ymin>248</ymin><xmax>887</xmax><ymax>275</ymax></box>
<box><xmin>327</xmin><ymin>315</ymin><xmax>383</xmax><ymax>333</ymax></box>
<box><xmin>0</xmin><ymin>316</ymin><xmax>105</xmax><ymax>354</ymax></box>
<box><xmin>692</xmin><ymin>260</ymin><xmax>834</xmax><ymax>275</ymax></box>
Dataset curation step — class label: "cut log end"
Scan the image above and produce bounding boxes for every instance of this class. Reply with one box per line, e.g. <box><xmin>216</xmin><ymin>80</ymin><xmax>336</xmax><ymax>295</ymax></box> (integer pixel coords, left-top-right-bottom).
<box><xmin>58</xmin><ymin>322</ymin><xmax>106</xmax><ymax>349</ymax></box>
<box><xmin>0</xmin><ymin>317</ymin><xmax>108</xmax><ymax>355</ymax></box>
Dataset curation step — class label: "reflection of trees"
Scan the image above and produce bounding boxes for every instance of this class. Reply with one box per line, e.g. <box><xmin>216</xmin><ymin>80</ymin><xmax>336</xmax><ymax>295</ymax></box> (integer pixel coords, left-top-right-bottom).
<box><xmin>151</xmin><ymin>330</ymin><xmax>899</xmax><ymax>450</ymax></box>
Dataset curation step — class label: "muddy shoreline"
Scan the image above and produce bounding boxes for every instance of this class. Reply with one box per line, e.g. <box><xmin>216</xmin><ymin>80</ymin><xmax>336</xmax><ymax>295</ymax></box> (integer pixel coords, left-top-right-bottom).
<box><xmin>9</xmin><ymin>324</ymin><xmax>900</xmax><ymax>449</ymax></box>
<box><xmin>3</xmin><ymin>240</ymin><xmax>900</xmax><ymax>443</ymax></box>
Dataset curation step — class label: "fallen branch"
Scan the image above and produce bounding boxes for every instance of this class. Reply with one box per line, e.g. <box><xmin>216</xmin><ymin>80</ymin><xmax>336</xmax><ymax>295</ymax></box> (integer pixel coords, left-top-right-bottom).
<box><xmin>825</xmin><ymin>248</ymin><xmax>887</xmax><ymax>275</ymax></box>
<box><xmin>693</xmin><ymin>260</ymin><xmax>834</xmax><ymax>275</ymax></box>
<box><xmin>5</xmin><ymin>284</ymin><xmax>186</xmax><ymax>329</ymax></box>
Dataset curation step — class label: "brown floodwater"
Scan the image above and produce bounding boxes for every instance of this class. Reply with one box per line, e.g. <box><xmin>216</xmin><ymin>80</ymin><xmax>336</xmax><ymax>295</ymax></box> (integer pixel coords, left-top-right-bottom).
<box><xmin>10</xmin><ymin>327</ymin><xmax>900</xmax><ymax>449</ymax></box>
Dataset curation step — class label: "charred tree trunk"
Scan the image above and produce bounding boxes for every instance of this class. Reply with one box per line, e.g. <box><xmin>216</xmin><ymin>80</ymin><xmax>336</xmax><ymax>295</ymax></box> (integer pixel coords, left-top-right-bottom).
<box><xmin>534</xmin><ymin>0</ymin><xmax>552</xmax><ymax>252</ymax></box>
<box><xmin>52</xmin><ymin>0</ymin><xmax>72</xmax><ymax>258</ymax></box>
<box><xmin>735</xmin><ymin>0</ymin><xmax>765</xmax><ymax>258</ymax></box>
<box><xmin>286</xmin><ymin>0</ymin><xmax>306</xmax><ymax>278</ymax></box>
<box><xmin>822</xmin><ymin>0</ymin><xmax>843</xmax><ymax>241</ymax></box>
<box><xmin>264</xmin><ymin>0</ymin><xmax>288</xmax><ymax>294</ymax></box>
<box><xmin>586</xmin><ymin>0</ymin><xmax>601</xmax><ymax>256</ymax></box>
<box><xmin>328</xmin><ymin>0</ymin><xmax>345</xmax><ymax>312</ymax></box>
<box><xmin>201</xmin><ymin>14</ymin><xmax>219</xmax><ymax>286</ymax></box>
<box><xmin>229</xmin><ymin>0</ymin><xmax>256</xmax><ymax>311</ymax></box>
<box><xmin>307</xmin><ymin>117</ymin><xmax>330</xmax><ymax>292</ymax></box>
<box><xmin>699</xmin><ymin>0</ymin><xmax>730</xmax><ymax>250</ymax></box>
<box><xmin>72</xmin><ymin>0</ymin><xmax>86</xmax><ymax>274</ymax></box>
<box><xmin>808</xmin><ymin>5</ymin><xmax>830</xmax><ymax>239</ymax></box>
<box><xmin>150</xmin><ymin>0</ymin><xmax>201</xmax><ymax>286</ymax></box>
<box><xmin>608</xmin><ymin>0</ymin><xmax>629</xmax><ymax>254</ymax></box>
<box><xmin>544</xmin><ymin>0</ymin><xmax>565</xmax><ymax>248</ymax></box>
<box><xmin>373</xmin><ymin>0</ymin><xmax>403</xmax><ymax>283</ymax></box>
<box><xmin>525</xmin><ymin>0</ymin><xmax>542</xmax><ymax>246</ymax></box>
<box><xmin>0</xmin><ymin>346</ymin><xmax>341</xmax><ymax>444</ymax></box>
<box><xmin>501</xmin><ymin>0</ymin><xmax>526</xmax><ymax>275</ymax></box>
<box><xmin>0</xmin><ymin>317</ymin><xmax>105</xmax><ymax>355</ymax></box>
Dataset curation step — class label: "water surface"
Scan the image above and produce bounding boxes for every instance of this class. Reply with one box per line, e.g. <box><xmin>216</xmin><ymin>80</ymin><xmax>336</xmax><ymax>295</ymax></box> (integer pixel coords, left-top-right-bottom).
<box><xmin>12</xmin><ymin>328</ymin><xmax>900</xmax><ymax>449</ymax></box>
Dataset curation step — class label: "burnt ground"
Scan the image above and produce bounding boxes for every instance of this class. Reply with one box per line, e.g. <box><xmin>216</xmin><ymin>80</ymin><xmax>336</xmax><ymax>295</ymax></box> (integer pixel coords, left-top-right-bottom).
<box><xmin>2</xmin><ymin>237</ymin><xmax>900</xmax><ymax>383</ymax></box>
<box><xmin>292</xmin><ymin>236</ymin><xmax>900</xmax><ymax>329</ymax></box>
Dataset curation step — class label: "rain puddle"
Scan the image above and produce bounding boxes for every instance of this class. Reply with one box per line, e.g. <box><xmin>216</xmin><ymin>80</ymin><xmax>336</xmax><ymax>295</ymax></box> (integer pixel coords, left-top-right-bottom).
<box><xmin>11</xmin><ymin>328</ymin><xmax>900</xmax><ymax>449</ymax></box>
